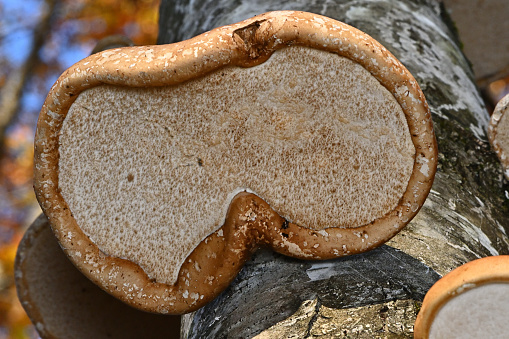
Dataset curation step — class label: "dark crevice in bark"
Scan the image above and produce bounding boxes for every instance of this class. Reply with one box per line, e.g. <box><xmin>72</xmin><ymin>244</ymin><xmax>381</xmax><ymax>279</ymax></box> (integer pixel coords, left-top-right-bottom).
<box><xmin>304</xmin><ymin>299</ymin><xmax>321</xmax><ymax>338</ymax></box>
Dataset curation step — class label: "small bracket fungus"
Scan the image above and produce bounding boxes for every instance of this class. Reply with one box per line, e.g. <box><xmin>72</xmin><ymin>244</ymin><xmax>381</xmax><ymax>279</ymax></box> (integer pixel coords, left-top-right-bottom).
<box><xmin>33</xmin><ymin>11</ymin><xmax>437</xmax><ymax>314</ymax></box>
<box><xmin>414</xmin><ymin>256</ymin><xmax>509</xmax><ymax>339</ymax></box>
<box><xmin>489</xmin><ymin>93</ymin><xmax>509</xmax><ymax>180</ymax></box>
<box><xmin>15</xmin><ymin>214</ymin><xmax>181</xmax><ymax>339</ymax></box>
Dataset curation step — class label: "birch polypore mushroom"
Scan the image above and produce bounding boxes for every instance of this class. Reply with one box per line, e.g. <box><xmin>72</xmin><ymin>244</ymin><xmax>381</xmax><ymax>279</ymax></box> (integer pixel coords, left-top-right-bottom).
<box><xmin>414</xmin><ymin>256</ymin><xmax>509</xmax><ymax>339</ymax></box>
<box><xmin>15</xmin><ymin>214</ymin><xmax>180</xmax><ymax>338</ymax></box>
<box><xmin>33</xmin><ymin>11</ymin><xmax>437</xmax><ymax>314</ymax></box>
<box><xmin>489</xmin><ymin>93</ymin><xmax>509</xmax><ymax>180</ymax></box>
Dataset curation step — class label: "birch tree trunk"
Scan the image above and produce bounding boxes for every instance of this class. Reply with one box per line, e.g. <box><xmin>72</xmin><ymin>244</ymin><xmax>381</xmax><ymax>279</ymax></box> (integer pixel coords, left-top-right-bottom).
<box><xmin>157</xmin><ymin>1</ymin><xmax>509</xmax><ymax>337</ymax></box>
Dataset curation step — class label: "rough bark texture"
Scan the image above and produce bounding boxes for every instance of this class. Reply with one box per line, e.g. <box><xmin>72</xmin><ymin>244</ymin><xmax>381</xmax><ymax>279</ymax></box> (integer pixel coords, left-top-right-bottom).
<box><xmin>158</xmin><ymin>0</ymin><xmax>509</xmax><ymax>337</ymax></box>
<box><xmin>183</xmin><ymin>247</ymin><xmax>438</xmax><ymax>338</ymax></box>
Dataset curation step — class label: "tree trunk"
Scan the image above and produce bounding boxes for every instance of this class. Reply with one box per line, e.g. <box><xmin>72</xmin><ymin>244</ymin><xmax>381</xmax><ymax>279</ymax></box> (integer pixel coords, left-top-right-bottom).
<box><xmin>157</xmin><ymin>0</ymin><xmax>509</xmax><ymax>337</ymax></box>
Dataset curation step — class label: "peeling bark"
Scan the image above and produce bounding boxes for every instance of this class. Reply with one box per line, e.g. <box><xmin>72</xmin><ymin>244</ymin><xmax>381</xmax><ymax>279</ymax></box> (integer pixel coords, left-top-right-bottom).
<box><xmin>158</xmin><ymin>0</ymin><xmax>509</xmax><ymax>337</ymax></box>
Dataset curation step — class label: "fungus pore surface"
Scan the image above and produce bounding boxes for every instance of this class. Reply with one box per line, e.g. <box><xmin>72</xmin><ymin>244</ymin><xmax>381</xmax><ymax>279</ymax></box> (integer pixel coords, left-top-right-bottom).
<box><xmin>429</xmin><ymin>283</ymin><xmax>509</xmax><ymax>338</ymax></box>
<box><xmin>58</xmin><ymin>46</ymin><xmax>415</xmax><ymax>285</ymax></box>
<box><xmin>16</xmin><ymin>215</ymin><xmax>181</xmax><ymax>338</ymax></box>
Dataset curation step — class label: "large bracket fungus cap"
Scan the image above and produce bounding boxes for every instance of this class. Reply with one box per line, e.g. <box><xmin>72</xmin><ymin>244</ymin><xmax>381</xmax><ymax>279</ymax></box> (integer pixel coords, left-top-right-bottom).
<box><xmin>33</xmin><ymin>11</ymin><xmax>437</xmax><ymax>314</ymax></box>
<box><xmin>15</xmin><ymin>214</ymin><xmax>180</xmax><ymax>338</ymax></box>
<box><xmin>414</xmin><ymin>256</ymin><xmax>509</xmax><ymax>338</ymax></box>
<box><xmin>489</xmin><ymin>93</ymin><xmax>509</xmax><ymax>180</ymax></box>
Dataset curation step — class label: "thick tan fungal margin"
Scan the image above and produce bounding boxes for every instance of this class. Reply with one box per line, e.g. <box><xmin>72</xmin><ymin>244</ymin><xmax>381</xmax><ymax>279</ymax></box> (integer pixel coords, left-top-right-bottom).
<box><xmin>15</xmin><ymin>214</ymin><xmax>181</xmax><ymax>339</ymax></box>
<box><xmin>489</xmin><ymin>93</ymin><xmax>509</xmax><ymax>180</ymax></box>
<box><xmin>414</xmin><ymin>256</ymin><xmax>509</xmax><ymax>339</ymax></box>
<box><xmin>33</xmin><ymin>11</ymin><xmax>437</xmax><ymax>314</ymax></box>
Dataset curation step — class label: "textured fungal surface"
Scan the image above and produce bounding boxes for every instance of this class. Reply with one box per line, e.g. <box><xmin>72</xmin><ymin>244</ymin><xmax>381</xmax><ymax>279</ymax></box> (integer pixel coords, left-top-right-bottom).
<box><xmin>415</xmin><ymin>256</ymin><xmax>509</xmax><ymax>339</ymax></box>
<box><xmin>15</xmin><ymin>215</ymin><xmax>181</xmax><ymax>338</ymax></box>
<box><xmin>59</xmin><ymin>46</ymin><xmax>414</xmax><ymax>285</ymax></box>
<box><xmin>429</xmin><ymin>283</ymin><xmax>509</xmax><ymax>338</ymax></box>
<box><xmin>34</xmin><ymin>11</ymin><xmax>436</xmax><ymax>314</ymax></box>
<box><xmin>489</xmin><ymin>94</ymin><xmax>509</xmax><ymax>179</ymax></box>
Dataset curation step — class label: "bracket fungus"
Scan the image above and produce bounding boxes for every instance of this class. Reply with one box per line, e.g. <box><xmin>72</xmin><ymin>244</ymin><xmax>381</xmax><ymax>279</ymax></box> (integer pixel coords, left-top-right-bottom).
<box><xmin>33</xmin><ymin>11</ymin><xmax>437</xmax><ymax>314</ymax></box>
<box><xmin>414</xmin><ymin>256</ymin><xmax>509</xmax><ymax>338</ymax></box>
<box><xmin>15</xmin><ymin>214</ymin><xmax>181</xmax><ymax>338</ymax></box>
<box><xmin>489</xmin><ymin>93</ymin><xmax>509</xmax><ymax>180</ymax></box>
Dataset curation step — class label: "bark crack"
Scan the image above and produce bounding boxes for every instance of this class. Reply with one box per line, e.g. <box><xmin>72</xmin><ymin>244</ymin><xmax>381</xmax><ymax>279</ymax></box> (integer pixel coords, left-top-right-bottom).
<box><xmin>304</xmin><ymin>298</ymin><xmax>321</xmax><ymax>338</ymax></box>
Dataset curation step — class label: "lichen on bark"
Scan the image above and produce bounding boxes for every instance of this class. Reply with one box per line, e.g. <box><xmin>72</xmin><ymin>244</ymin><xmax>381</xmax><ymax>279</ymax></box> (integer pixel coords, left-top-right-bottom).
<box><xmin>255</xmin><ymin>298</ymin><xmax>421</xmax><ymax>338</ymax></box>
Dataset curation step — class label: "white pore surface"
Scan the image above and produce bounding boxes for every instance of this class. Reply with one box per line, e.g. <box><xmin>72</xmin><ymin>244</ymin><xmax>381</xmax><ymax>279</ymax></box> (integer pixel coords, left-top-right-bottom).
<box><xmin>59</xmin><ymin>46</ymin><xmax>415</xmax><ymax>284</ymax></box>
<box><xmin>430</xmin><ymin>283</ymin><xmax>509</xmax><ymax>339</ymax></box>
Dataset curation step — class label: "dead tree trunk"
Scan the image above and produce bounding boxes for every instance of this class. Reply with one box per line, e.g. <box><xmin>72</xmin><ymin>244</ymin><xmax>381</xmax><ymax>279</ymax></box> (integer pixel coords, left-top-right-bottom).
<box><xmin>157</xmin><ymin>0</ymin><xmax>509</xmax><ymax>337</ymax></box>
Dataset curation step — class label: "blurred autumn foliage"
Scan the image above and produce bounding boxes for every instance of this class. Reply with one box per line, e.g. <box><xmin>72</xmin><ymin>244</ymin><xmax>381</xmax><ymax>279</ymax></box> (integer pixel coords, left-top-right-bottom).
<box><xmin>0</xmin><ymin>0</ymin><xmax>159</xmax><ymax>337</ymax></box>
